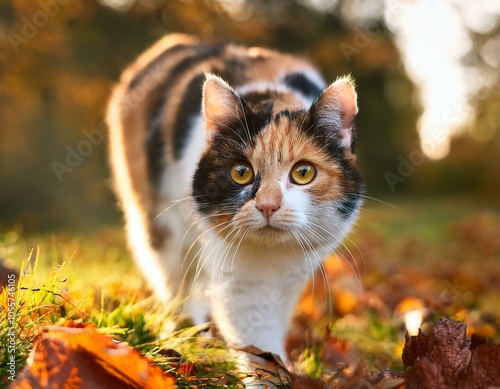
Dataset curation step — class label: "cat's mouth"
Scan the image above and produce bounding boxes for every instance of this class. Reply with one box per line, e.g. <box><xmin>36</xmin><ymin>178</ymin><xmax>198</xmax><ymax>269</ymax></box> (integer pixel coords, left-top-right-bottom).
<box><xmin>259</xmin><ymin>225</ymin><xmax>285</xmax><ymax>232</ymax></box>
<box><xmin>252</xmin><ymin>213</ymin><xmax>297</xmax><ymax>234</ymax></box>
<box><xmin>252</xmin><ymin>224</ymin><xmax>293</xmax><ymax>241</ymax></box>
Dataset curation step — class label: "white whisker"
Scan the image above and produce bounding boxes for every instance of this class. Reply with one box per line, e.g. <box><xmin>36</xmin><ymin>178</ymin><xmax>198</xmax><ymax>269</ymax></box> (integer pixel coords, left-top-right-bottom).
<box><xmin>305</xmin><ymin>217</ymin><xmax>364</xmax><ymax>294</ymax></box>
<box><xmin>154</xmin><ymin>196</ymin><xmax>193</xmax><ymax>219</ymax></box>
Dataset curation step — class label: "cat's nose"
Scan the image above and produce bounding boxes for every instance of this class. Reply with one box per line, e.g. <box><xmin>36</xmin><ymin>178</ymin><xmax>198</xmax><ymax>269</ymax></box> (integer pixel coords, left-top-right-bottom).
<box><xmin>255</xmin><ymin>184</ymin><xmax>283</xmax><ymax>220</ymax></box>
<box><xmin>256</xmin><ymin>201</ymin><xmax>280</xmax><ymax>220</ymax></box>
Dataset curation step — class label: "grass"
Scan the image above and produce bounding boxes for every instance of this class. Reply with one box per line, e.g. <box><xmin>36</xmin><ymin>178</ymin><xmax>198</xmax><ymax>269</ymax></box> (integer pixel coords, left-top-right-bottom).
<box><xmin>0</xmin><ymin>231</ymin><xmax>243</xmax><ymax>388</ymax></box>
<box><xmin>1</xmin><ymin>197</ymin><xmax>499</xmax><ymax>387</ymax></box>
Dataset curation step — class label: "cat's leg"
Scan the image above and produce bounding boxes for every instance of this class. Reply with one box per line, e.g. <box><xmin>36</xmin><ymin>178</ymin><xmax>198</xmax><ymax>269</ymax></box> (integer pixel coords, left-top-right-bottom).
<box><xmin>124</xmin><ymin>199</ymin><xmax>174</xmax><ymax>303</ymax></box>
<box><xmin>210</xmin><ymin>249</ymin><xmax>310</xmax><ymax>354</ymax></box>
<box><xmin>123</xmin><ymin>195</ymin><xmax>189</xmax><ymax>308</ymax></box>
<box><xmin>211</xmin><ymin>275</ymin><xmax>302</xmax><ymax>359</ymax></box>
<box><xmin>153</xmin><ymin>202</ymin><xmax>211</xmax><ymax>324</ymax></box>
<box><xmin>179</xmin><ymin>234</ymin><xmax>211</xmax><ymax>325</ymax></box>
<box><xmin>207</xmin><ymin>246</ymin><xmax>313</xmax><ymax>386</ymax></box>
<box><xmin>211</xmin><ymin>273</ymin><xmax>304</xmax><ymax>388</ymax></box>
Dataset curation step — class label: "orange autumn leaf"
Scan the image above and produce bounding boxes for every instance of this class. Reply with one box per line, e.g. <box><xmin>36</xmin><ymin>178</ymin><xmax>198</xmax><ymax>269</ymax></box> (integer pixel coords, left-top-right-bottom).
<box><xmin>467</xmin><ymin>323</ymin><xmax>496</xmax><ymax>339</ymax></box>
<box><xmin>11</xmin><ymin>321</ymin><xmax>176</xmax><ymax>389</ymax></box>
<box><xmin>323</xmin><ymin>254</ymin><xmax>356</xmax><ymax>279</ymax></box>
<box><xmin>298</xmin><ymin>295</ymin><xmax>324</xmax><ymax>321</ymax></box>
<box><xmin>334</xmin><ymin>290</ymin><xmax>360</xmax><ymax>316</ymax></box>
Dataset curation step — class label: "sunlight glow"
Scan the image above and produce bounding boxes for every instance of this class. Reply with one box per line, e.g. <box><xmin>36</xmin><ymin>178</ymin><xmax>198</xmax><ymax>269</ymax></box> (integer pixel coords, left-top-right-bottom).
<box><xmin>300</xmin><ymin>0</ymin><xmax>340</xmax><ymax>13</ymax></box>
<box><xmin>396</xmin><ymin>297</ymin><xmax>425</xmax><ymax>335</ymax></box>
<box><xmin>384</xmin><ymin>0</ymin><xmax>500</xmax><ymax>159</ymax></box>
<box><xmin>215</xmin><ymin>0</ymin><xmax>251</xmax><ymax>21</ymax></box>
<box><xmin>385</xmin><ymin>0</ymin><xmax>470</xmax><ymax>159</ymax></box>
<box><xmin>98</xmin><ymin>0</ymin><xmax>135</xmax><ymax>12</ymax></box>
<box><xmin>404</xmin><ymin>309</ymin><xmax>423</xmax><ymax>336</ymax></box>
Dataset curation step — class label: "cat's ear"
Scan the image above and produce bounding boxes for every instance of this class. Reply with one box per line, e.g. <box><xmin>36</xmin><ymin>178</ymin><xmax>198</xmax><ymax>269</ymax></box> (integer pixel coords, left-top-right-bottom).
<box><xmin>312</xmin><ymin>76</ymin><xmax>358</xmax><ymax>149</ymax></box>
<box><xmin>202</xmin><ymin>74</ymin><xmax>242</xmax><ymax>138</ymax></box>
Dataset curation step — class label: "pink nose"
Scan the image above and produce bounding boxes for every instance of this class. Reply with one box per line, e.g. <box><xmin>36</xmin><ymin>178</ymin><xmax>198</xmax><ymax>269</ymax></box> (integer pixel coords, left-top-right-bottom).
<box><xmin>256</xmin><ymin>201</ymin><xmax>280</xmax><ymax>220</ymax></box>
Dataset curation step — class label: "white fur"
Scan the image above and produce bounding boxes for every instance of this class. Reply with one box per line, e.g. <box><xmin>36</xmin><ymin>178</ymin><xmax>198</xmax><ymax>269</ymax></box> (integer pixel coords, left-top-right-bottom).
<box><xmin>154</xmin><ymin>115</ymin><xmax>210</xmax><ymax>322</ymax></box>
<box><xmin>109</xmin><ymin>117</ymin><xmax>173</xmax><ymax>303</ymax></box>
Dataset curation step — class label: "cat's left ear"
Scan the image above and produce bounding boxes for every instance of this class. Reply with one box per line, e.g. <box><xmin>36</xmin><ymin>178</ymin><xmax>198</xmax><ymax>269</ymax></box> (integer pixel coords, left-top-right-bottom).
<box><xmin>202</xmin><ymin>73</ymin><xmax>242</xmax><ymax>139</ymax></box>
<box><xmin>311</xmin><ymin>76</ymin><xmax>358</xmax><ymax>149</ymax></box>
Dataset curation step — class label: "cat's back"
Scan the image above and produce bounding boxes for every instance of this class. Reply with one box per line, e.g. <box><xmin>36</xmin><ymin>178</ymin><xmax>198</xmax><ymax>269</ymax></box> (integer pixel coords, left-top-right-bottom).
<box><xmin>109</xmin><ymin>34</ymin><xmax>322</xmax><ymax>138</ymax></box>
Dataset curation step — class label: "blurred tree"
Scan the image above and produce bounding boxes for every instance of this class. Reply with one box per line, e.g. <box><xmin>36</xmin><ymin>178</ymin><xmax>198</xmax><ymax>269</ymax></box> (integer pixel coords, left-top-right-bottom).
<box><xmin>0</xmin><ymin>0</ymin><xmax>497</xmax><ymax>231</ymax></box>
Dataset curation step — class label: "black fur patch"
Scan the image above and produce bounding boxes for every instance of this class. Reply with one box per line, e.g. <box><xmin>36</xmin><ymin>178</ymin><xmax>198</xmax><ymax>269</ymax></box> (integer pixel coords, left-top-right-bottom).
<box><xmin>284</xmin><ymin>73</ymin><xmax>323</xmax><ymax>100</ymax></box>
<box><xmin>128</xmin><ymin>43</ymin><xmax>192</xmax><ymax>91</ymax></box>
<box><xmin>192</xmin><ymin>103</ymin><xmax>270</xmax><ymax>216</ymax></box>
<box><xmin>337</xmin><ymin>193</ymin><xmax>362</xmax><ymax>219</ymax></box>
<box><xmin>274</xmin><ymin>109</ymin><xmax>291</xmax><ymax>125</ymax></box>
<box><xmin>243</xmin><ymin>100</ymin><xmax>273</xmax><ymax>137</ymax></box>
<box><xmin>173</xmin><ymin>73</ymin><xmax>205</xmax><ymax>160</ymax></box>
<box><xmin>273</xmin><ymin>109</ymin><xmax>305</xmax><ymax>126</ymax></box>
<box><xmin>145</xmin><ymin>44</ymin><xmax>226</xmax><ymax>189</ymax></box>
<box><xmin>211</xmin><ymin>52</ymin><xmax>269</xmax><ymax>87</ymax></box>
<box><xmin>240</xmin><ymin>90</ymin><xmax>275</xmax><ymax>105</ymax></box>
<box><xmin>192</xmin><ymin>148</ymin><xmax>251</xmax><ymax>215</ymax></box>
<box><xmin>146</xmin><ymin>98</ymin><xmax>167</xmax><ymax>190</ymax></box>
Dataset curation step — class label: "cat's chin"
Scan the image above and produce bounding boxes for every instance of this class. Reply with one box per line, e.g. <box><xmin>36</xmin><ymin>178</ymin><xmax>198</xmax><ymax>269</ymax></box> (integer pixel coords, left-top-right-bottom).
<box><xmin>242</xmin><ymin>225</ymin><xmax>298</xmax><ymax>248</ymax></box>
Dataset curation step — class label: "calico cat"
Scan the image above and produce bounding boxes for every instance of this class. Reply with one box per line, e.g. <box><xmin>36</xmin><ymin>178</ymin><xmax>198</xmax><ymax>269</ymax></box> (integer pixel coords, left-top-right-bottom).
<box><xmin>107</xmin><ymin>34</ymin><xmax>363</xmax><ymax>361</ymax></box>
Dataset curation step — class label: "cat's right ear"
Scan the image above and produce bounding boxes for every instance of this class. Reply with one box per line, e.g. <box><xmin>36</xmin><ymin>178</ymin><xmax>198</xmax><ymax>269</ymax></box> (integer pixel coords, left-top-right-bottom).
<box><xmin>202</xmin><ymin>74</ymin><xmax>242</xmax><ymax>139</ymax></box>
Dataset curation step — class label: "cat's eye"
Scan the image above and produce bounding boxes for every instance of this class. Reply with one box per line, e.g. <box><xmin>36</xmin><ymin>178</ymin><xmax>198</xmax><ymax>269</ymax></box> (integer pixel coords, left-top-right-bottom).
<box><xmin>230</xmin><ymin>162</ymin><xmax>254</xmax><ymax>185</ymax></box>
<box><xmin>290</xmin><ymin>162</ymin><xmax>317</xmax><ymax>185</ymax></box>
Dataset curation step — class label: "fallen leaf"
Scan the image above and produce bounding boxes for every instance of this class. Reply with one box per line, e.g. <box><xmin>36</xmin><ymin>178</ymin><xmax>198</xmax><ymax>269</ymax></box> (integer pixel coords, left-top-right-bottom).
<box><xmin>289</xmin><ymin>371</ymin><xmax>333</xmax><ymax>389</ymax></box>
<box><xmin>334</xmin><ymin>290</ymin><xmax>360</xmax><ymax>316</ymax></box>
<box><xmin>403</xmin><ymin>317</ymin><xmax>500</xmax><ymax>389</ymax></box>
<box><xmin>457</xmin><ymin>344</ymin><xmax>500</xmax><ymax>389</ymax></box>
<box><xmin>233</xmin><ymin>344</ymin><xmax>291</xmax><ymax>386</ymax></box>
<box><xmin>11</xmin><ymin>321</ymin><xmax>176</xmax><ymax>389</ymax></box>
<box><xmin>322</xmin><ymin>327</ymin><xmax>351</xmax><ymax>367</ymax></box>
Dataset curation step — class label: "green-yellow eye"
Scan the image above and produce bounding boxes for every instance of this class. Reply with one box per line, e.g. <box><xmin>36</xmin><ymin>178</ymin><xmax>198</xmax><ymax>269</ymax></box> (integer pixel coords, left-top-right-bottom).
<box><xmin>290</xmin><ymin>161</ymin><xmax>317</xmax><ymax>185</ymax></box>
<box><xmin>230</xmin><ymin>162</ymin><xmax>254</xmax><ymax>185</ymax></box>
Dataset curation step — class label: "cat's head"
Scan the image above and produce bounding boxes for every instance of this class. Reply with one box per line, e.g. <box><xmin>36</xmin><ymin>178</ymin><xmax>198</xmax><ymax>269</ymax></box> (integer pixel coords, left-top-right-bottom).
<box><xmin>192</xmin><ymin>74</ymin><xmax>363</xmax><ymax>249</ymax></box>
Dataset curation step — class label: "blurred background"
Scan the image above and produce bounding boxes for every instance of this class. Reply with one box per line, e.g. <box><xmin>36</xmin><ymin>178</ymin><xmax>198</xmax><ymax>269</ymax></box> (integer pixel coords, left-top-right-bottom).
<box><xmin>0</xmin><ymin>0</ymin><xmax>499</xmax><ymax>231</ymax></box>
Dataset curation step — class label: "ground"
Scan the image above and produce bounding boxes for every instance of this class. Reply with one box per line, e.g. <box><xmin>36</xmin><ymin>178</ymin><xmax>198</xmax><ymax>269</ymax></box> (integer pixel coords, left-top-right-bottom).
<box><xmin>1</xmin><ymin>197</ymin><xmax>499</xmax><ymax>387</ymax></box>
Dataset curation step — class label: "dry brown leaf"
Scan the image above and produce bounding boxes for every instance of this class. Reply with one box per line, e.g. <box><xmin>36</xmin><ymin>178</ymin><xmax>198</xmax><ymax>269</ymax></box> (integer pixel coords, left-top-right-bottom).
<box><xmin>322</xmin><ymin>327</ymin><xmax>351</xmax><ymax>367</ymax></box>
<box><xmin>403</xmin><ymin>317</ymin><xmax>500</xmax><ymax>389</ymax></box>
<box><xmin>457</xmin><ymin>344</ymin><xmax>500</xmax><ymax>389</ymax></box>
<box><xmin>234</xmin><ymin>344</ymin><xmax>291</xmax><ymax>386</ymax></box>
<box><xmin>11</xmin><ymin>321</ymin><xmax>176</xmax><ymax>389</ymax></box>
<box><xmin>234</xmin><ymin>345</ymin><xmax>336</xmax><ymax>388</ymax></box>
<box><xmin>289</xmin><ymin>371</ymin><xmax>333</xmax><ymax>389</ymax></box>
<box><xmin>365</xmin><ymin>369</ymin><xmax>405</xmax><ymax>388</ymax></box>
